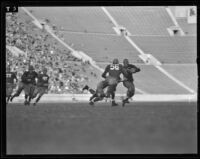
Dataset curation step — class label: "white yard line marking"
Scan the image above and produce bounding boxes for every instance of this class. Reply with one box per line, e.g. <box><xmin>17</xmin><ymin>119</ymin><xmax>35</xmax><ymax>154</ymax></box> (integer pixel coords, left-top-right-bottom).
<box><xmin>165</xmin><ymin>7</ymin><xmax>185</xmax><ymax>36</ymax></box>
<box><xmin>101</xmin><ymin>7</ymin><xmax>196</xmax><ymax>94</ymax></box>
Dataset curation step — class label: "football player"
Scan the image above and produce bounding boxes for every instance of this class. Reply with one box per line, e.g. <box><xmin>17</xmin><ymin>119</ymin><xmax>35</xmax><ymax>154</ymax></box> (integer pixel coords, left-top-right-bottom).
<box><xmin>122</xmin><ymin>59</ymin><xmax>140</xmax><ymax>107</ymax></box>
<box><xmin>32</xmin><ymin>67</ymin><xmax>49</xmax><ymax>106</ymax></box>
<box><xmin>6</xmin><ymin>66</ymin><xmax>18</xmax><ymax>104</ymax></box>
<box><xmin>82</xmin><ymin>80</ymin><xmax>108</xmax><ymax>105</ymax></box>
<box><xmin>10</xmin><ymin>65</ymin><xmax>38</xmax><ymax>105</ymax></box>
<box><xmin>102</xmin><ymin>58</ymin><xmax>123</xmax><ymax>106</ymax></box>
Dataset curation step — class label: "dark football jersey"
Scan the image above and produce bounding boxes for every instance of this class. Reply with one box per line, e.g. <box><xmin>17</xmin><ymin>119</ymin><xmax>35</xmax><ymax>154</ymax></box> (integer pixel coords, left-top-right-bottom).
<box><xmin>102</xmin><ymin>64</ymin><xmax>123</xmax><ymax>80</ymax></box>
<box><xmin>122</xmin><ymin>64</ymin><xmax>140</xmax><ymax>81</ymax></box>
<box><xmin>6</xmin><ymin>72</ymin><xmax>17</xmax><ymax>84</ymax></box>
<box><xmin>37</xmin><ymin>73</ymin><xmax>49</xmax><ymax>87</ymax></box>
<box><xmin>21</xmin><ymin>71</ymin><xmax>38</xmax><ymax>84</ymax></box>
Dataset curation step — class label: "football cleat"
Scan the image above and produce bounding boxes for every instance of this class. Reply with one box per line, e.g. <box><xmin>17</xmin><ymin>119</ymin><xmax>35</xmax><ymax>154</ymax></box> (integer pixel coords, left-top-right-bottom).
<box><xmin>122</xmin><ymin>98</ymin><xmax>129</xmax><ymax>107</ymax></box>
<box><xmin>89</xmin><ymin>101</ymin><xmax>94</xmax><ymax>106</ymax></box>
<box><xmin>10</xmin><ymin>96</ymin><xmax>14</xmax><ymax>102</ymax></box>
<box><xmin>33</xmin><ymin>102</ymin><xmax>37</xmax><ymax>106</ymax></box>
<box><xmin>24</xmin><ymin>100</ymin><xmax>28</xmax><ymax>106</ymax></box>
<box><xmin>112</xmin><ymin>101</ymin><xmax>118</xmax><ymax>106</ymax></box>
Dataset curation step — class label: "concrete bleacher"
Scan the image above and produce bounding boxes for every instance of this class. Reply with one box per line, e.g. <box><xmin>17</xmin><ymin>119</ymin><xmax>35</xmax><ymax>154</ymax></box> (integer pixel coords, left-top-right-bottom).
<box><xmin>98</xmin><ymin>63</ymin><xmax>194</xmax><ymax>94</ymax></box>
<box><xmin>62</xmin><ymin>33</ymin><xmax>142</xmax><ymax>63</ymax></box>
<box><xmin>25</xmin><ymin>7</ymin><xmax>115</xmax><ymax>34</ymax></box>
<box><xmin>162</xmin><ymin>64</ymin><xmax>197</xmax><ymax>92</ymax></box>
<box><xmin>106</xmin><ymin>6</ymin><xmax>174</xmax><ymax>35</ymax></box>
<box><xmin>177</xmin><ymin>18</ymin><xmax>197</xmax><ymax>35</ymax></box>
<box><xmin>131</xmin><ymin>36</ymin><xmax>196</xmax><ymax>63</ymax></box>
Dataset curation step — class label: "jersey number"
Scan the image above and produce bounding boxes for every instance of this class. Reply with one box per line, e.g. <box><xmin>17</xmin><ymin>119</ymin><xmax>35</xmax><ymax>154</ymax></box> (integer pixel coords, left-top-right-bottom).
<box><xmin>110</xmin><ymin>64</ymin><xmax>119</xmax><ymax>70</ymax></box>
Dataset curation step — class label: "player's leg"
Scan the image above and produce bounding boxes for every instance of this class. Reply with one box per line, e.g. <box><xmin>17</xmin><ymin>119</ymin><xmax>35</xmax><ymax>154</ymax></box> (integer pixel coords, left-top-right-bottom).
<box><xmin>6</xmin><ymin>83</ymin><xmax>12</xmax><ymax>104</ymax></box>
<box><xmin>31</xmin><ymin>85</ymin><xmax>39</xmax><ymax>99</ymax></box>
<box><xmin>122</xmin><ymin>81</ymin><xmax>135</xmax><ymax>107</ymax></box>
<box><xmin>24</xmin><ymin>84</ymin><xmax>30</xmax><ymax>105</ymax></box>
<box><xmin>107</xmin><ymin>84</ymin><xmax>118</xmax><ymax>106</ymax></box>
<box><xmin>91</xmin><ymin>80</ymin><xmax>108</xmax><ymax>105</ymax></box>
<box><xmin>82</xmin><ymin>85</ymin><xmax>96</xmax><ymax>94</ymax></box>
<box><xmin>33</xmin><ymin>87</ymin><xmax>45</xmax><ymax>106</ymax></box>
<box><xmin>10</xmin><ymin>82</ymin><xmax>24</xmax><ymax>102</ymax></box>
<box><xmin>27</xmin><ymin>84</ymin><xmax>35</xmax><ymax>105</ymax></box>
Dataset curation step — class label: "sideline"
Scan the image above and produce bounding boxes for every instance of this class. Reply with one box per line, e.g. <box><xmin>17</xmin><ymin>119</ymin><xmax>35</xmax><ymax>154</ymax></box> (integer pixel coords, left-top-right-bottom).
<box><xmin>10</xmin><ymin>94</ymin><xmax>197</xmax><ymax>103</ymax></box>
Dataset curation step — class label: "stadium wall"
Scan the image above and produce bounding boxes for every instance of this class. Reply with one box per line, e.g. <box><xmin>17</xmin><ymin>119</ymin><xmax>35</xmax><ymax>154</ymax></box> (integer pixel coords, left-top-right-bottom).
<box><xmin>11</xmin><ymin>94</ymin><xmax>197</xmax><ymax>103</ymax></box>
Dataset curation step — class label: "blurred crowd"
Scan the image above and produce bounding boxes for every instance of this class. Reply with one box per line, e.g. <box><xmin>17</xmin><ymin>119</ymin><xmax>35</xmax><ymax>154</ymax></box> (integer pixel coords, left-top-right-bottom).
<box><xmin>6</xmin><ymin>12</ymin><xmax>98</xmax><ymax>94</ymax></box>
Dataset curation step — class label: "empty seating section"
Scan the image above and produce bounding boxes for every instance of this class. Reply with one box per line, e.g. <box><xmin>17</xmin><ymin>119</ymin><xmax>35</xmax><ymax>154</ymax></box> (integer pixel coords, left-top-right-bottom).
<box><xmin>26</xmin><ymin>7</ymin><xmax>115</xmax><ymax>34</ymax></box>
<box><xmin>162</xmin><ymin>64</ymin><xmax>197</xmax><ymax>91</ymax></box>
<box><xmin>134</xmin><ymin>65</ymin><xmax>192</xmax><ymax>94</ymax></box>
<box><xmin>106</xmin><ymin>7</ymin><xmax>174</xmax><ymax>35</ymax></box>
<box><xmin>98</xmin><ymin>63</ymin><xmax>190</xmax><ymax>94</ymax></box>
<box><xmin>62</xmin><ymin>33</ymin><xmax>142</xmax><ymax>63</ymax></box>
<box><xmin>177</xmin><ymin>18</ymin><xmax>197</xmax><ymax>35</ymax></box>
<box><xmin>131</xmin><ymin>36</ymin><xmax>196</xmax><ymax>63</ymax></box>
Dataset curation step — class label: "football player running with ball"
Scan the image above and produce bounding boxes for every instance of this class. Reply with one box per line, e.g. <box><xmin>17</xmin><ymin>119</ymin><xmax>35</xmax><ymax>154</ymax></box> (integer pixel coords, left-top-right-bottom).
<box><xmin>122</xmin><ymin>59</ymin><xmax>140</xmax><ymax>107</ymax></box>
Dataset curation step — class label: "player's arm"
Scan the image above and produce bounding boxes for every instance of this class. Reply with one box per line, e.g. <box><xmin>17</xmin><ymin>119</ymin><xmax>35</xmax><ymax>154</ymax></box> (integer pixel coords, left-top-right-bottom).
<box><xmin>128</xmin><ymin>64</ymin><xmax>140</xmax><ymax>73</ymax></box>
<box><xmin>101</xmin><ymin>65</ymin><xmax>110</xmax><ymax>79</ymax></box>
<box><xmin>13</xmin><ymin>73</ymin><xmax>18</xmax><ymax>83</ymax></box>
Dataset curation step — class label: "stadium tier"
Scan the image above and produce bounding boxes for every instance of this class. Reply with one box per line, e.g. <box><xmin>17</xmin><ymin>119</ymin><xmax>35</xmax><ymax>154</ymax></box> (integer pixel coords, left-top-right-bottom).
<box><xmin>176</xmin><ymin>18</ymin><xmax>197</xmax><ymax>35</ymax></box>
<box><xmin>131</xmin><ymin>36</ymin><xmax>196</xmax><ymax>63</ymax></box>
<box><xmin>62</xmin><ymin>33</ymin><xmax>142</xmax><ymax>63</ymax></box>
<box><xmin>162</xmin><ymin>64</ymin><xmax>197</xmax><ymax>91</ymax></box>
<box><xmin>24</xmin><ymin>7</ymin><xmax>115</xmax><ymax>34</ymax></box>
<box><xmin>98</xmin><ymin>63</ymin><xmax>196</xmax><ymax>94</ymax></box>
<box><xmin>106</xmin><ymin>6</ymin><xmax>174</xmax><ymax>36</ymax></box>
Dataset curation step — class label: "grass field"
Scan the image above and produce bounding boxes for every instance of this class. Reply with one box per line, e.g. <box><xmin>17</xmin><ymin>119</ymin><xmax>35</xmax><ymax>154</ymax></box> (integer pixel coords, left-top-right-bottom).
<box><xmin>6</xmin><ymin>101</ymin><xmax>197</xmax><ymax>154</ymax></box>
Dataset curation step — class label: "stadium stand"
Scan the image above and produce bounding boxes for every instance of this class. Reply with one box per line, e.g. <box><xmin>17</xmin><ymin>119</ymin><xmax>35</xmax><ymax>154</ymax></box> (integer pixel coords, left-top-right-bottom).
<box><xmin>23</xmin><ymin>7</ymin><xmax>116</xmax><ymax>34</ymax></box>
<box><xmin>6</xmin><ymin>12</ymin><xmax>102</xmax><ymax>94</ymax></box>
<box><xmin>131</xmin><ymin>36</ymin><xmax>196</xmax><ymax>63</ymax></box>
<box><xmin>6</xmin><ymin>7</ymin><xmax>197</xmax><ymax>95</ymax></box>
<box><xmin>98</xmin><ymin>63</ymin><xmax>193</xmax><ymax>94</ymax></box>
<box><xmin>106</xmin><ymin>7</ymin><xmax>174</xmax><ymax>35</ymax></box>
<box><xmin>176</xmin><ymin>18</ymin><xmax>197</xmax><ymax>35</ymax></box>
<box><xmin>62</xmin><ymin>33</ymin><xmax>142</xmax><ymax>63</ymax></box>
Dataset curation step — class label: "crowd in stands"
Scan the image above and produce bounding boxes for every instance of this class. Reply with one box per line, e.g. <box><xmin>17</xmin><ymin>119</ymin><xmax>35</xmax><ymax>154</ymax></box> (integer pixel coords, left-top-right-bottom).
<box><xmin>6</xmin><ymin>12</ymin><xmax>99</xmax><ymax>94</ymax></box>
